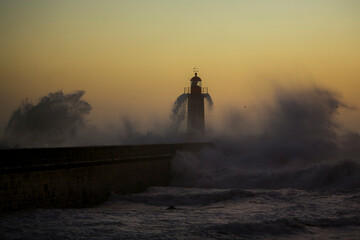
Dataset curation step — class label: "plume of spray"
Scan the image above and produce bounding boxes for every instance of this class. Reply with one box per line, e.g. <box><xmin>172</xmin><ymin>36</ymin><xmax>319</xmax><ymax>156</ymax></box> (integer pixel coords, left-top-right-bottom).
<box><xmin>204</xmin><ymin>93</ymin><xmax>214</xmax><ymax>110</ymax></box>
<box><xmin>4</xmin><ymin>90</ymin><xmax>91</xmax><ymax>147</ymax></box>
<box><xmin>169</xmin><ymin>93</ymin><xmax>214</xmax><ymax>131</ymax></box>
<box><xmin>171</xmin><ymin>86</ymin><xmax>360</xmax><ymax>189</ymax></box>
<box><xmin>169</xmin><ymin>93</ymin><xmax>188</xmax><ymax>132</ymax></box>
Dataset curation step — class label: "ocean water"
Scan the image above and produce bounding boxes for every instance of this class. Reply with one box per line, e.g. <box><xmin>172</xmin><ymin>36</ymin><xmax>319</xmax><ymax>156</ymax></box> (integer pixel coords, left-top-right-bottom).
<box><xmin>1</xmin><ymin>186</ymin><xmax>360</xmax><ymax>240</ymax></box>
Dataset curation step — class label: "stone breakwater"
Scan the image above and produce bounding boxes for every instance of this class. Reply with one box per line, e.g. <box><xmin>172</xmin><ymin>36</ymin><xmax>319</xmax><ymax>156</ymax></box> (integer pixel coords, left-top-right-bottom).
<box><xmin>0</xmin><ymin>143</ymin><xmax>210</xmax><ymax>212</ymax></box>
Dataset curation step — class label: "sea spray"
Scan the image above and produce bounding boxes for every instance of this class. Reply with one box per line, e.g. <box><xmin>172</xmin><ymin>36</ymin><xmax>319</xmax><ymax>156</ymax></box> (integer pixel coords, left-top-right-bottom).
<box><xmin>171</xmin><ymin>86</ymin><xmax>360</xmax><ymax>189</ymax></box>
<box><xmin>169</xmin><ymin>93</ymin><xmax>213</xmax><ymax>133</ymax></box>
<box><xmin>170</xmin><ymin>93</ymin><xmax>189</xmax><ymax>131</ymax></box>
<box><xmin>204</xmin><ymin>93</ymin><xmax>214</xmax><ymax>110</ymax></box>
<box><xmin>4</xmin><ymin>90</ymin><xmax>91</xmax><ymax>147</ymax></box>
<box><xmin>3</xmin><ymin>91</ymin><xmax>191</xmax><ymax>147</ymax></box>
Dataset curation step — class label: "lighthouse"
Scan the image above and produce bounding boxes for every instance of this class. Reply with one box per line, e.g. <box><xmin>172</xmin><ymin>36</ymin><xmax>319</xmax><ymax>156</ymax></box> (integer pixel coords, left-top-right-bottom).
<box><xmin>185</xmin><ymin>72</ymin><xmax>208</xmax><ymax>134</ymax></box>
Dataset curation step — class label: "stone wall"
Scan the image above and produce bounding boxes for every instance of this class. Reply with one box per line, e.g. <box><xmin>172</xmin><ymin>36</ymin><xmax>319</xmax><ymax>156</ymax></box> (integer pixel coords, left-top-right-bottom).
<box><xmin>0</xmin><ymin>143</ymin><xmax>209</xmax><ymax>212</ymax></box>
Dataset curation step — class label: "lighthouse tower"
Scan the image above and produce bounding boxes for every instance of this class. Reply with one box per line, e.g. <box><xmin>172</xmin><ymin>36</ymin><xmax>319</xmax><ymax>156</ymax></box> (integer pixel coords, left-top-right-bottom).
<box><xmin>185</xmin><ymin>71</ymin><xmax>208</xmax><ymax>134</ymax></box>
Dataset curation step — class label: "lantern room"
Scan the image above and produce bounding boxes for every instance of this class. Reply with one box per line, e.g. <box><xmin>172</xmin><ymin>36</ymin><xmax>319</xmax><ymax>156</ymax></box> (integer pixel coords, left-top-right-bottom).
<box><xmin>190</xmin><ymin>72</ymin><xmax>202</xmax><ymax>94</ymax></box>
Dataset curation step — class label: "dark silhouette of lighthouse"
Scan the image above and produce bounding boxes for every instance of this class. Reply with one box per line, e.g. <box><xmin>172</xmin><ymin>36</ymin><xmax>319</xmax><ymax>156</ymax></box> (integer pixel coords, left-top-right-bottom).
<box><xmin>185</xmin><ymin>71</ymin><xmax>208</xmax><ymax>134</ymax></box>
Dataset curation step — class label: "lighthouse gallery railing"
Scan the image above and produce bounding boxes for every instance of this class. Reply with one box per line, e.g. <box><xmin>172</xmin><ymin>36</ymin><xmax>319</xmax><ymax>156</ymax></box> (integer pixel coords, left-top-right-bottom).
<box><xmin>184</xmin><ymin>87</ymin><xmax>208</xmax><ymax>94</ymax></box>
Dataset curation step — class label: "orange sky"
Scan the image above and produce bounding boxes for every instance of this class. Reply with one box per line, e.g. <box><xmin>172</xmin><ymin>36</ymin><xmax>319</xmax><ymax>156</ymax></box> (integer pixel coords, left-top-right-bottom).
<box><xmin>1</xmin><ymin>0</ymin><xmax>360</xmax><ymax>136</ymax></box>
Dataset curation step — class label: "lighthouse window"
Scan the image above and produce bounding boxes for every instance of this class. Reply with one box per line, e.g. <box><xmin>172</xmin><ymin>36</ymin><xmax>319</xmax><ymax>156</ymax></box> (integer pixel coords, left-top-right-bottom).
<box><xmin>191</xmin><ymin>81</ymin><xmax>201</xmax><ymax>87</ymax></box>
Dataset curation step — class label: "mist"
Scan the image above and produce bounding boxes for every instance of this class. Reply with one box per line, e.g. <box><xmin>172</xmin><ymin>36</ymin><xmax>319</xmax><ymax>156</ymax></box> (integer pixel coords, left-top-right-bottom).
<box><xmin>2</xmin><ymin>84</ymin><xmax>360</xmax><ymax>189</ymax></box>
<box><xmin>171</xmin><ymin>85</ymin><xmax>360</xmax><ymax>189</ymax></box>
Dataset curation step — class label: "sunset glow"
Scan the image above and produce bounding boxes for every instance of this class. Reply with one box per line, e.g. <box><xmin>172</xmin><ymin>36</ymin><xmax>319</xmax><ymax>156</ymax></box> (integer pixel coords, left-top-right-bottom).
<box><xmin>1</xmin><ymin>0</ymin><xmax>359</xmax><ymax>135</ymax></box>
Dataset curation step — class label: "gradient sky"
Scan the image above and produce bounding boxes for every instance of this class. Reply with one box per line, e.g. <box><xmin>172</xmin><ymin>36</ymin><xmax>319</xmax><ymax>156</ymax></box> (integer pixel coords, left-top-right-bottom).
<box><xmin>1</xmin><ymin>0</ymin><xmax>360</xmax><ymax>136</ymax></box>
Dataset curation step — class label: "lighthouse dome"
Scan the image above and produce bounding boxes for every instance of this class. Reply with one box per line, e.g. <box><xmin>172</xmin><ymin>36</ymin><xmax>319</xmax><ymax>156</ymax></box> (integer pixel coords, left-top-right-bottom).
<box><xmin>191</xmin><ymin>73</ymin><xmax>201</xmax><ymax>82</ymax></box>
